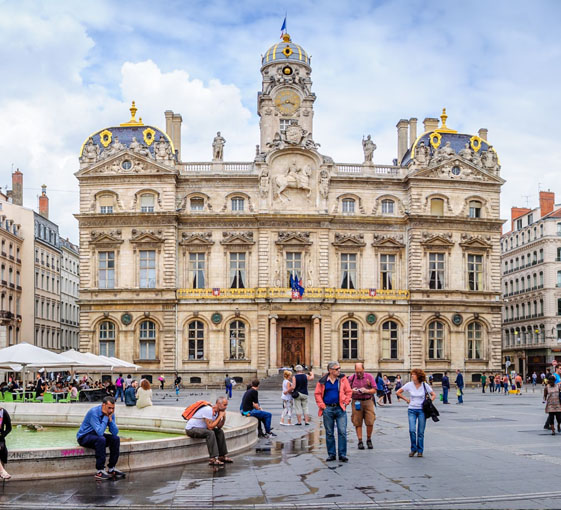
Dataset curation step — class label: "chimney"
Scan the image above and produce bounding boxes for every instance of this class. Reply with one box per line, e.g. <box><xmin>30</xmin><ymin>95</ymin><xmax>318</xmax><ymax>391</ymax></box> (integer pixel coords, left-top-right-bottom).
<box><xmin>396</xmin><ymin>119</ymin><xmax>409</xmax><ymax>164</ymax></box>
<box><xmin>38</xmin><ymin>185</ymin><xmax>49</xmax><ymax>219</ymax></box>
<box><xmin>423</xmin><ymin>117</ymin><xmax>439</xmax><ymax>132</ymax></box>
<box><xmin>11</xmin><ymin>169</ymin><xmax>23</xmax><ymax>206</ymax></box>
<box><xmin>478</xmin><ymin>128</ymin><xmax>488</xmax><ymax>141</ymax></box>
<box><xmin>540</xmin><ymin>190</ymin><xmax>555</xmax><ymax>218</ymax></box>
<box><xmin>165</xmin><ymin>110</ymin><xmax>182</xmax><ymax>160</ymax></box>
<box><xmin>409</xmin><ymin>118</ymin><xmax>418</xmax><ymax>146</ymax></box>
<box><xmin>510</xmin><ymin>207</ymin><xmax>531</xmax><ymax>231</ymax></box>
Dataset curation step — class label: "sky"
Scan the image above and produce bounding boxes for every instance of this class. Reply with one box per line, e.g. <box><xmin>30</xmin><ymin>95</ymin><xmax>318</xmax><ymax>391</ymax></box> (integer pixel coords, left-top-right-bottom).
<box><xmin>1</xmin><ymin>0</ymin><xmax>560</xmax><ymax>242</ymax></box>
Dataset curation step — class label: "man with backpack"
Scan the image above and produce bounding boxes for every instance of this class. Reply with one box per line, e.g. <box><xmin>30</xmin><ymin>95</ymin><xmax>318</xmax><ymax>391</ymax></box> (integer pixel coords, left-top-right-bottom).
<box><xmin>347</xmin><ymin>363</ymin><xmax>376</xmax><ymax>451</ymax></box>
<box><xmin>184</xmin><ymin>397</ymin><xmax>232</xmax><ymax>466</ymax></box>
<box><xmin>114</xmin><ymin>374</ymin><xmax>124</xmax><ymax>403</ymax></box>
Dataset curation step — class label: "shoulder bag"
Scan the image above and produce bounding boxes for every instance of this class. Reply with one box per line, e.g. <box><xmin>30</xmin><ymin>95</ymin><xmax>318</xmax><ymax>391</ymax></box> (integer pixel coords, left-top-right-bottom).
<box><xmin>422</xmin><ymin>383</ymin><xmax>440</xmax><ymax>423</ymax></box>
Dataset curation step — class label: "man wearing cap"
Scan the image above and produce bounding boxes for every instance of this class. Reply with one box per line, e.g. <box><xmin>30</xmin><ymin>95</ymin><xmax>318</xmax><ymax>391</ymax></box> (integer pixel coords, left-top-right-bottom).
<box><xmin>347</xmin><ymin>363</ymin><xmax>377</xmax><ymax>450</ymax></box>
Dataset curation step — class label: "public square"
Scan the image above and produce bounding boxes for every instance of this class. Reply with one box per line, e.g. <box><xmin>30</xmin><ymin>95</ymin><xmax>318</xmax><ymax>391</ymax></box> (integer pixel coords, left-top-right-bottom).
<box><xmin>1</xmin><ymin>385</ymin><xmax>560</xmax><ymax>509</ymax></box>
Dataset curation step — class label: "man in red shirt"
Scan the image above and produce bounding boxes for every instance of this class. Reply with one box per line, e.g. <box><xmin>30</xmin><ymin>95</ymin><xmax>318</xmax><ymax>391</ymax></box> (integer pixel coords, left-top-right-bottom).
<box><xmin>348</xmin><ymin>363</ymin><xmax>377</xmax><ymax>450</ymax></box>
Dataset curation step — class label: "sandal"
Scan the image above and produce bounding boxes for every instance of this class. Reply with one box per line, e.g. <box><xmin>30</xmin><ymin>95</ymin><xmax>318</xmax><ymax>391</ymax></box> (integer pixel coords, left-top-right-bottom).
<box><xmin>0</xmin><ymin>470</ymin><xmax>11</xmax><ymax>480</ymax></box>
<box><xmin>219</xmin><ymin>456</ymin><xmax>234</xmax><ymax>463</ymax></box>
<box><xmin>208</xmin><ymin>458</ymin><xmax>224</xmax><ymax>466</ymax></box>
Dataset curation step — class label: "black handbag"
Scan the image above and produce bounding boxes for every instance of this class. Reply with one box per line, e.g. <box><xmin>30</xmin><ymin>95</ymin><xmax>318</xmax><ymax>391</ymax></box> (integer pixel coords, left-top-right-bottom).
<box><xmin>422</xmin><ymin>383</ymin><xmax>440</xmax><ymax>422</ymax></box>
<box><xmin>291</xmin><ymin>390</ymin><xmax>299</xmax><ymax>399</ymax></box>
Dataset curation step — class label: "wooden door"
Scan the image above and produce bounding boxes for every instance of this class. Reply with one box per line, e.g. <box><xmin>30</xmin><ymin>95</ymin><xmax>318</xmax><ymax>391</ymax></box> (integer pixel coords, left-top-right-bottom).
<box><xmin>281</xmin><ymin>328</ymin><xmax>305</xmax><ymax>367</ymax></box>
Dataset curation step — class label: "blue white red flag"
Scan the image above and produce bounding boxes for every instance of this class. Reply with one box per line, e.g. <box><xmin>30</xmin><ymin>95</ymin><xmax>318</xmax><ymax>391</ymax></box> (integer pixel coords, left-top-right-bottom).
<box><xmin>280</xmin><ymin>16</ymin><xmax>287</xmax><ymax>38</ymax></box>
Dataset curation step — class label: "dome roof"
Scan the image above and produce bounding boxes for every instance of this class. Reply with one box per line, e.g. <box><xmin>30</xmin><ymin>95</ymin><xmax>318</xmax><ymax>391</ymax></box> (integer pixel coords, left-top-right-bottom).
<box><xmin>262</xmin><ymin>33</ymin><xmax>310</xmax><ymax>68</ymax></box>
<box><xmin>401</xmin><ymin>109</ymin><xmax>498</xmax><ymax>167</ymax></box>
<box><xmin>79</xmin><ymin>102</ymin><xmax>175</xmax><ymax>159</ymax></box>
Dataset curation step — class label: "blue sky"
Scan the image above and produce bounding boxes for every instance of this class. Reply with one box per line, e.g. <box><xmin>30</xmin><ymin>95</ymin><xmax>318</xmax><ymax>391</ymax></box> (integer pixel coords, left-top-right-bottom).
<box><xmin>1</xmin><ymin>0</ymin><xmax>560</xmax><ymax>241</ymax></box>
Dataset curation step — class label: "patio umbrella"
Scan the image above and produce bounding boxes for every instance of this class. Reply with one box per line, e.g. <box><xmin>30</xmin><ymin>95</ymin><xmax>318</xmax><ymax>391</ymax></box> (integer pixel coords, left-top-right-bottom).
<box><xmin>60</xmin><ymin>350</ymin><xmax>115</xmax><ymax>372</ymax></box>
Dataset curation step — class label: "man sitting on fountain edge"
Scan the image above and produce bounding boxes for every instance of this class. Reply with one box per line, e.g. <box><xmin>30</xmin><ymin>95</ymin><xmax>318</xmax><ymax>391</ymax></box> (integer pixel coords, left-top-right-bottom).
<box><xmin>76</xmin><ymin>396</ymin><xmax>125</xmax><ymax>480</ymax></box>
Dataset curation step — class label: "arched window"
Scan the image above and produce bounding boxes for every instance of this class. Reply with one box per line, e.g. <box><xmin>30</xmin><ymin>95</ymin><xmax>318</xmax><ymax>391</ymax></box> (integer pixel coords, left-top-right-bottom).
<box><xmin>341</xmin><ymin>320</ymin><xmax>358</xmax><ymax>359</ymax></box>
<box><xmin>467</xmin><ymin>322</ymin><xmax>483</xmax><ymax>359</ymax></box>
<box><xmin>188</xmin><ymin>320</ymin><xmax>205</xmax><ymax>360</ymax></box>
<box><xmin>428</xmin><ymin>320</ymin><xmax>444</xmax><ymax>359</ymax></box>
<box><xmin>229</xmin><ymin>320</ymin><xmax>246</xmax><ymax>360</ymax></box>
<box><xmin>99</xmin><ymin>321</ymin><xmax>115</xmax><ymax>357</ymax></box>
<box><xmin>139</xmin><ymin>320</ymin><xmax>156</xmax><ymax>360</ymax></box>
<box><xmin>430</xmin><ymin>198</ymin><xmax>444</xmax><ymax>216</ymax></box>
<box><xmin>381</xmin><ymin>321</ymin><xmax>398</xmax><ymax>359</ymax></box>
<box><xmin>140</xmin><ymin>193</ymin><xmax>155</xmax><ymax>213</ymax></box>
<box><xmin>231</xmin><ymin>197</ymin><xmax>245</xmax><ymax>212</ymax></box>
<box><xmin>381</xmin><ymin>199</ymin><xmax>394</xmax><ymax>215</ymax></box>
<box><xmin>342</xmin><ymin>198</ymin><xmax>355</xmax><ymax>214</ymax></box>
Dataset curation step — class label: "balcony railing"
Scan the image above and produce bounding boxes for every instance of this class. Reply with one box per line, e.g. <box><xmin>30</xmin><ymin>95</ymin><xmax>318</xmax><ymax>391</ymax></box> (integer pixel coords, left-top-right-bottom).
<box><xmin>177</xmin><ymin>287</ymin><xmax>410</xmax><ymax>301</ymax></box>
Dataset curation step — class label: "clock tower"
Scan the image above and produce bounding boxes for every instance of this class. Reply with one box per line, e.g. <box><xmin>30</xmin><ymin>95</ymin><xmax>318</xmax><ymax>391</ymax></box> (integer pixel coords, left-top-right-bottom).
<box><xmin>258</xmin><ymin>33</ymin><xmax>316</xmax><ymax>151</ymax></box>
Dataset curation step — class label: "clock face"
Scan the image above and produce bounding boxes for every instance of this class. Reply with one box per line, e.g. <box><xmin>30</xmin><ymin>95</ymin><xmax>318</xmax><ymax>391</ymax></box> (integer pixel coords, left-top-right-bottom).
<box><xmin>274</xmin><ymin>89</ymin><xmax>301</xmax><ymax>115</ymax></box>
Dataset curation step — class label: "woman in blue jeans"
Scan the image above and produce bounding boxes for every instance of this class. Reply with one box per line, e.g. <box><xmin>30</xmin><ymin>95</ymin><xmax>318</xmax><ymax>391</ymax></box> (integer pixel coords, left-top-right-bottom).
<box><xmin>396</xmin><ymin>369</ymin><xmax>436</xmax><ymax>457</ymax></box>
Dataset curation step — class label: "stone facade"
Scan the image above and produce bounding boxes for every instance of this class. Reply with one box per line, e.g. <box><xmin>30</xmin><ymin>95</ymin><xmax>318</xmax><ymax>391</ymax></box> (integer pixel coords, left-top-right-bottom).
<box><xmin>501</xmin><ymin>192</ymin><xmax>561</xmax><ymax>376</ymax></box>
<box><xmin>76</xmin><ymin>34</ymin><xmax>504</xmax><ymax>384</ymax></box>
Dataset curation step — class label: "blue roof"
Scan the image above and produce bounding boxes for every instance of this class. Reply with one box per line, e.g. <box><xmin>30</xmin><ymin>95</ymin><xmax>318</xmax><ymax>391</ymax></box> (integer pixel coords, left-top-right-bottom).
<box><xmin>262</xmin><ymin>34</ymin><xmax>310</xmax><ymax>68</ymax></box>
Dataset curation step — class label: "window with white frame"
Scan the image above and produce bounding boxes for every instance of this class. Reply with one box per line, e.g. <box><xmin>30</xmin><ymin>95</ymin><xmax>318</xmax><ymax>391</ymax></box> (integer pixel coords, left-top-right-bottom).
<box><xmin>231</xmin><ymin>197</ymin><xmax>245</xmax><ymax>212</ymax></box>
<box><xmin>98</xmin><ymin>195</ymin><xmax>114</xmax><ymax>214</ymax></box>
<box><xmin>340</xmin><ymin>253</ymin><xmax>357</xmax><ymax>289</ymax></box>
<box><xmin>380</xmin><ymin>254</ymin><xmax>396</xmax><ymax>290</ymax></box>
<box><xmin>140</xmin><ymin>193</ymin><xmax>155</xmax><ymax>213</ymax></box>
<box><xmin>341</xmin><ymin>198</ymin><xmax>355</xmax><ymax>214</ymax></box>
<box><xmin>98</xmin><ymin>251</ymin><xmax>115</xmax><ymax>289</ymax></box>
<box><xmin>467</xmin><ymin>322</ymin><xmax>483</xmax><ymax>359</ymax></box>
<box><xmin>469</xmin><ymin>200</ymin><xmax>482</xmax><ymax>218</ymax></box>
<box><xmin>189</xmin><ymin>253</ymin><xmax>206</xmax><ymax>289</ymax></box>
<box><xmin>190</xmin><ymin>197</ymin><xmax>204</xmax><ymax>211</ymax></box>
<box><xmin>381</xmin><ymin>199</ymin><xmax>394</xmax><ymax>215</ymax></box>
<box><xmin>286</xmin><ymin>252</ymin><xmax>302</xmax><ymax>285</ymax></box>
<box><xmin>382</xmin><ymin>320</ymin><xmax>398</xmax><ymax>359</ymax></box>
<box><xmin>428</xmin><ymin>320</ymin><xmax>444</xmax><ymax>359</ymax></box>
<box><xmin>139</xmin><ymin>250</ymin><xmax>156</xmax><ymax>288</ymax></box>
<box><xmin>467</xmin><ymin>254</ymin><xmax>483</xmax><ymax>291</ymax></box>
<box><xmin>139</xmin><ymin>320</ymin><xmax>156</xmax><ymax>359</ymax></box>
<box><xmin>229</xmin><ymin>320</ymin><xmax>246</xmax><ymax>359</ymax></box>
<box><xmin>341</xmin><ymin>320</ymin><xmax>358</xmax><ymax>359</ymax></box>
<box><xmin>428</xmin><ymin>253</ymin><xmax>445</xmax><ymax>289</ymax></box>
<box><xmin>229</xmin><ymin>252</ymin><xmax>246</xmax><ymax>288</ymax></box>
<box><xmin>99</xmin><ymin>321</ymin><xmax>115</xmax><ymax>357</ymax></box>
<box><xmin>188</xmin><ymin>320</ymin><xmax>205</xmax><ymax>360</ymax></box>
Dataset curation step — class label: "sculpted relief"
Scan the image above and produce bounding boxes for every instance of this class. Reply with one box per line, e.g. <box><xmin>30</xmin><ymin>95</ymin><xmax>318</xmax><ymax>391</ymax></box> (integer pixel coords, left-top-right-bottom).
<box><xmin>274</xmin><ymin>160</ymin><xmax>312</xmax><ymax>201</ymax></box>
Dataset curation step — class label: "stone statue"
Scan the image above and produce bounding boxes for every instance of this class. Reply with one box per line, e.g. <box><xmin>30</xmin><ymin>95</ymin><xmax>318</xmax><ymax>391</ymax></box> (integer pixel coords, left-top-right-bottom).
<box><xmin>458</xmin><ymin>142</ymin><xmax>473</xmax><ymax>162</ymax></box>
<box><xmin>413</xmin><ymin>141</ymin><xmax>430</xmax><ymax>166</ymax></box>
<box><xmin>80</xmin><ymin>137</ymin><xmax>99</xmax><ymax>163</ymax></box>
<box><xmin>303</xmin><ymin>132</ymin><xmax>320</xmax><ymax>150</ymax></box>
<box><xmin>259</xmin><ymin>167</ymin><xmax>269</xmax><ymax>197</ymax></box>
<box><xmin>154</xmin><ymin>135</ymin><xmax>173</xmax><ymax>162</ymax></box>
<box><xmin>129</xmin><ymin>137</ymin><xmax>152</xmax><ymax>158</ymax></box>
<box><xmin>481</xmin><ymin>147</ymin><xmax>500</xmax><ymax>173</ymax></box>
<box><xmin>319</xmin><ymin>168</ymin><xmax>330</xmax><ymax>199</ymax></box>
<box><xmin>362</xmin><ymin>135</ymin><xmax>377</xmax><ymax>163</ymax></box>
<box><xmin>266</xmin><ymin>132</ymin><xmax>285</xmax><ymax>150</ymax></box>
<box><xmin>212</xmin><ymin>131</ymin><xmax>226</xmax><ymax>161</ymax></box>
<box><xmin>100</xmin><ymin>136</ymin><xmax>126</xmax><ymax>160</ymax></box>
<box><xmin>433</xmin><ymin>141</ymin><xmax>455</xmax><ymax>165</ymax></box>
<box><xmin>274</xmin><ymin>160</ymin><xmax>312</xmax><ymax>201</ymax></box>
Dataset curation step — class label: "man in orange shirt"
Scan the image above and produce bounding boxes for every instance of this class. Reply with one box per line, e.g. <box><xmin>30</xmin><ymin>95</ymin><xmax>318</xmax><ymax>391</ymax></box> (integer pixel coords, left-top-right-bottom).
<box><xmin>514</xmin><ymin>373</ymin><xmax>523</xmax><ymax>394</ymax></box>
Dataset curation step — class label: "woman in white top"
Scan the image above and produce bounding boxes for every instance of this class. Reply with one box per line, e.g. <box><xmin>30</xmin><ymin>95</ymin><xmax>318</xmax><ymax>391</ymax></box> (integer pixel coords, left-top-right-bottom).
<box><xmin>280</xmin><ymin>370</ymin><xmax>294</xmax><ymax>426</ymax></box>
<box><xmin>136</xmin><ymin>379</ymin><xmax>153</xmax><ymax>409</ymax></box>
<box><xmin>396</xmin><ymin>368</ymin><xmax>436</xmax><ymax>457</ymax></box>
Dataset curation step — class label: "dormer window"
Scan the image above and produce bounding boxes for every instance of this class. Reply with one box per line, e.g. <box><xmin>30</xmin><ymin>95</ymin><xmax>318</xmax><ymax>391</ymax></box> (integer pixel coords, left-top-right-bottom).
<box><xmin>469</xmin><ymin>200</ymin><xmax>482</xmax><ymax>218</ymax></box>
<box><xmin>190</xmin><ymin>197</ymin><xmax>204</xmax><ymax>211</ymax></box>
<box><xmin>231</xmin><ymin>197</ymin><xmax>245</xmax><ymax>212</ymax></box>
<box><xmin>381</xmin><ymin>199</ymin><xmax>394</xmax><ymax>215</ymax></box>
<box><xmin>341</xmin><ymin>198</ymin><xmax>355</xmax><ymax>214</ymax></box>
<box><xmin>140</xmin><ymin>193</ymin><xmax>155</xmax><ymax>213</ymax></box>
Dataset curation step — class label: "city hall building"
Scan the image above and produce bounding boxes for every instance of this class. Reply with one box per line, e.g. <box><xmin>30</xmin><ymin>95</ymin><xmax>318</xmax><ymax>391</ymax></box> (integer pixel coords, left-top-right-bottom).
<box><xmin>76</xmin><ymin>34</ymin><xmax>504</xmax><ymax>383</ymax></box>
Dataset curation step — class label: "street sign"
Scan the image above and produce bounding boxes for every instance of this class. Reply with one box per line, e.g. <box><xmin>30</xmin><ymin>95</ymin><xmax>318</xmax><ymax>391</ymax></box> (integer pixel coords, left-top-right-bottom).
<box><xmin>505</xmin><ymin>360</ymin><xmax>511</xmax><ymax>368</ymax></box>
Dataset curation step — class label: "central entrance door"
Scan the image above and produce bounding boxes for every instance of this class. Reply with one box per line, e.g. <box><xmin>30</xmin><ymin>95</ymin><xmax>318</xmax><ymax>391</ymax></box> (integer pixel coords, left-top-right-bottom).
<box><xmin>281</xmin><ymin>327</ymin><xmax>305</xmax><ymax>367</ymax></box>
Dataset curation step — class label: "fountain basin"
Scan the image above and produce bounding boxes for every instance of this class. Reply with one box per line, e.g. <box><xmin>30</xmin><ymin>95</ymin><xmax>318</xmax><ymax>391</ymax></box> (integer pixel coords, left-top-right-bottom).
<box><xmin>1</xmin><ymin>403</ymin><xmax>257</xmax><ymax>480</ymax></box>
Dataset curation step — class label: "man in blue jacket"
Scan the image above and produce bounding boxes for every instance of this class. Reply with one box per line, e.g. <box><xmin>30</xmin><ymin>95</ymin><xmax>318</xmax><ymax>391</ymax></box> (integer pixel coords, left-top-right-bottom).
<box><xmin>441</xmin><ymin>372</ymin><xmax>450</xmax><ymax>404</ymax></box>
<box><xmin>455</xmin><ymin>369</ymin><xmax>464</xmax><ymax>404</ymax></box>
<box><xmin>77</xmin><ymin>396</ymin><xmax>125</xmax><ymax>480</ymax></box>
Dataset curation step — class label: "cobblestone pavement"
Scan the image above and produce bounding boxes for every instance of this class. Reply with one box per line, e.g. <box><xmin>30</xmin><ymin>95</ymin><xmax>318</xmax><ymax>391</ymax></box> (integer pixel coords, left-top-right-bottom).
<box><xmin>2</xmin><ymin>385</ymin><xmax>561</xmax><ymax>509</ymax></box>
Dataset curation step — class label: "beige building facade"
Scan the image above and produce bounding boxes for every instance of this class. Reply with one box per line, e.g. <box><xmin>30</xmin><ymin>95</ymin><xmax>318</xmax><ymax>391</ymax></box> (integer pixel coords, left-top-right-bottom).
<box><xmin>501</xmin><ymin>191</ymin><xmax>561</xmax><ymax>376</ymax></box>
<box><xmin>76</xmin><ymin>34</ymin><xmax>504</xmax><ymax>384</ymax></box>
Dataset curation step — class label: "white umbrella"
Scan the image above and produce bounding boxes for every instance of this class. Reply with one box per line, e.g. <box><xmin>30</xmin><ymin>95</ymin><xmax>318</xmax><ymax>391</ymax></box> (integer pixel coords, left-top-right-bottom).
<box><xmin>60</xmin><ymin>350</ymin><xmax>115</xmax><ymax>372</ymax></box>
<box><xmin>100</xmin><ymin>355</ymin><xmax>142</xmax><ymax>371</ymax></box>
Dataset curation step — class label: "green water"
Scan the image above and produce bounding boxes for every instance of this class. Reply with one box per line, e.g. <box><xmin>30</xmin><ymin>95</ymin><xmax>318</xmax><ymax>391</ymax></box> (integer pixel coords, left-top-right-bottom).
<box><xmin>8</xmin><ymin>425</ymin><xmax>182</xmax><ymax>449</ymax></box>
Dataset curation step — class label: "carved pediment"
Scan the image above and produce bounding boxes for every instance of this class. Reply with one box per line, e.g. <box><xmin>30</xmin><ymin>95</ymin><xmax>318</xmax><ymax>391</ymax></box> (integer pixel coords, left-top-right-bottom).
<box><xmin>130</xmin><ymin>229</ymin><xmax>165</xmax><ymax>244</ymax></box>
<box><xmin>372</xmin><ymin>234</ymin><xmax>405</xmax><ymax>248</ymax></box>
<box><xmin>332</xmin><ymin>233</ymin><xmax>366</xmax><ymax>248</ymax></box>
<box><xmin>221</xmin><ymin>232</ymin><xmax>255</xmax><ymax>245</ymax></box>
<box><xmin>420</xmin><ymin>232</ymin><xmax>454</xmax><ymax>249</ymax></box>
<box><xmin>77</xmin><ymin>152</ymin><xmax>176</xmax><ymax>178</ymax></box>
<box><xmin>411</xmin><ymin>159</ymin><xmax>503</xmax><ymax>184</ymax></box>
<box><xmin>90</xmin><ymin>230</ymin><xmax>123</xmax><ymax>246</ymax></box>
<box><xmin>459</xmin><ymin>234</ymin><xmax>493</xmax><ymax>250</ymax></box>
<box><xmin>179</xmin><ymin>232</ymin><xmax>214</xmax><ymax>246</ymax></box>
<box><xmin>275</xmin><ymin>231</ymin><xmax>312</xmax><ymax>246</ymax></box>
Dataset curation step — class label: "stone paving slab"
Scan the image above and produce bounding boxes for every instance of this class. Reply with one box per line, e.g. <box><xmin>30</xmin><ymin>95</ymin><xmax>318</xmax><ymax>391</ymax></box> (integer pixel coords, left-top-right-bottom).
<box><xmin>1</xmin><ymin>386</ymin><xmax>561</xmax><ymax>508</ymax></box>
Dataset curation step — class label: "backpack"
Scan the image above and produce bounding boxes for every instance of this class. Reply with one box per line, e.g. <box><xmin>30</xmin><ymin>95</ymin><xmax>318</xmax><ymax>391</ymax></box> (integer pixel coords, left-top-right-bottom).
<box><xmin>115</xmin><ymin>377</ymin><xmax>123</xmax><ymax>387</ymax></box>
<box><xmin>182</xmin><ymin>400</ymin><xmax>212</xmax><ymax>421</ymax></box>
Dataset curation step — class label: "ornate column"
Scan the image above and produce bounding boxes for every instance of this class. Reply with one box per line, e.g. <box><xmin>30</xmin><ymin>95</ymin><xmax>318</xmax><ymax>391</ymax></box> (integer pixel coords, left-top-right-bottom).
<box><xmin>312</xmin><ymin>314</ymin><xmax>321</xmax><ymax>368</ymax></box>
<box><xmin>269</xmin><ymin>315</ymin><xmax>278</xmax><ymax>375</ymax></box>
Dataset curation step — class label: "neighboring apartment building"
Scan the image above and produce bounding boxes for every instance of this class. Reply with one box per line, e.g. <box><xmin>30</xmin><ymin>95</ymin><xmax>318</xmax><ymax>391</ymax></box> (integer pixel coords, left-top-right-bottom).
<box><xmin>0</xmin><ymin>192</ymin><xmax>23</xmax><ymax>347</ymax></box>
<box><xmin>75</xmin><ymin>32</ymin><xmax>504</xmax><ymax>384</ymax></box>
<box><xmin>60</xmin><ymin>237</ymin><xmax>80</xmax><ymax>350</ymax></box>
<box><xmin>502</xmin><ymin>191</ymin><xmax>561</xmax><ymax>376</ymax></box>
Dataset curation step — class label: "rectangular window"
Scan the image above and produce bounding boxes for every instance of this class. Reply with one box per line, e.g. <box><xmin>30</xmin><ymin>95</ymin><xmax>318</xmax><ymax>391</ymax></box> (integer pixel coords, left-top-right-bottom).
<box><xmin>279</xmin><ymin>119</ymin><xmax>291</xmax><ymax>131</ymax></box>
<box><xmin>467</xmin><ymin>254</ymin><xmax>483</xmax><ymax>291</ymax></box>
<box><xmin>140</xmin><ymin>194</ymin><xmax>155</xmax><ymax>213</ymax></box>
<box><xmin>190</xmin><ymin>198</ymin><xmax>204</xmax><ymax>211</ymax></box>
<box><xmin>98</xmin><ymin>251</ymin><xmax>115</xmax><ymax>289</ymax></box>
<box><xmin>516</xmin><ymin>219</ymin><xmax>523</xmax><ymax>230</ymax></box>
<box><xmin>139</xmin><ymin>250</ymin><xmax>156</xmax><ymax>288</ymax></box>
<box><xmin>428</xmin><ymin>253</ymin><xmax>445</xmax><ymax>289</ymax></box>
<box><xmin>382</xmin><ymin>321</ymin><xmax>398</xmax><ymax>359</ymax></box>
<box><xmin>382</xmin><ymin>199</ymin><xmax>394</xmax><ymax>215</ymax></box>
<box><xmin>231</xmin><ymin>197</ymin><xmax>245</xmax><ymax>212</ymax></box>
<box><xmin>342</xmin><ymin>199</ymin><xmax>355</xmax><ymax>214</ymax></box>
<box><xmin>428</xmin><ymin>322</ymin><xmax>444</xmax><ymax>359</ymax></box>
<box><xmin>286</xmin><ymin>252</ymin><xmax>302</xmax><ymax>285</ymax></box>
<box><xmin>189</xmin><ymin>253</ymin><xmax>206</xmax><ymax>289</ymax></box>
<box><xmin>380</xmin><ymin>254</ymin><xmax>396</xmax><ymax>290</ymax></box>
<box><xmin>100</xmin><ymin>206</ymin><xmax>113</xmax><ymax>214</ymax></box>
<box><xmin>468</xmin><ymin>201</ymin><xmax>482</xmax><ymax>218</ymax></box>
<box><xmin>430</xmin><ymin>199</ymin><xmax>444</xmax><ymax>216</ymax></box>
<box><xmin>229</xmin><ymin>252</ymin><xmax>246</xmax><ymax>289</ymax></box>
<box><xmin>340</xmin><ymin>253</ymin><xmax>357</xmax><ymax>289</ymax></box>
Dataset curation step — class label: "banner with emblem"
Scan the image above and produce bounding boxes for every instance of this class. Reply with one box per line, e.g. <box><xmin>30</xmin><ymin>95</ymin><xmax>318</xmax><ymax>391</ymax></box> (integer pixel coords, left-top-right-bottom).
<box><xmin>212</xmin><ymin>288</ymin><xmax>221</xmax><ymax>297</ymax></box>
<box><xmin>369</xmin><ymin>288</ymin><xmax>377</xmax><ymax>297</ymax></box>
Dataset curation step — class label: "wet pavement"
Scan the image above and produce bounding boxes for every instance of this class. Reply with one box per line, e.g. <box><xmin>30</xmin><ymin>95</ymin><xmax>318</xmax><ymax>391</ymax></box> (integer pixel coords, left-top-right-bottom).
<box><xmin>2</xmin><ymin>385</ymin><xmax>561</xmax><ymax>509</ymax></box>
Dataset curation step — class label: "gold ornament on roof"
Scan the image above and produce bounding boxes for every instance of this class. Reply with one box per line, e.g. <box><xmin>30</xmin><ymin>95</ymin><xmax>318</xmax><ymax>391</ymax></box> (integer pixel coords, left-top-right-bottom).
<box><xmin>282</xmin><ymin>33</ymin><xmax>291</xmax><ymax>42</ymax></box>
<box><xmin>99</xmin><ymin>129</ymin><xmax>113</xmax><ymax>147</ymax></box>
<box><xmin>469</xmin><ymin>135</ymin><xmax>482</xmax><ymax>152</ymax></box>
<box><xmin>120</xmin><ymin>101</ymin><xmax>144</xmax><ymax>127</ymax></box>
<box><xmin>143</xmin><ymin>127</ymin><xmax>156</xmax><ymax>146</ymax></box>
<box><xmin>429</xmin><ymin>131</ymin><xmax>442</xmax><ymax>149</ymax></box>
<box><xmin>434</xmin><ymin>107</ymin><xmax>457</xmax><ymax>134</ymax></box>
